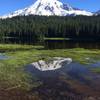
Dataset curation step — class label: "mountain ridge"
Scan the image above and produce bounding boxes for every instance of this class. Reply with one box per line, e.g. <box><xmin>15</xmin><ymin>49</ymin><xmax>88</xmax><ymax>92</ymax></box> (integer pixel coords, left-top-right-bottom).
<box><xmin>94</xmin><ymin>10</ymin><xmax>100</xmax><ymax>15</ymax></box>
<box><xmin>0</xmin><ymin>0</ymin><xmax>93</xmax><ymax>19</ymax></box>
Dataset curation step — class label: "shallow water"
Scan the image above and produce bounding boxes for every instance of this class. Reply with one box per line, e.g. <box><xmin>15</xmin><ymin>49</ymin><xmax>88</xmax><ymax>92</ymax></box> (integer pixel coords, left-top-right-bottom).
<box><xmin>25</xmin><ymin>61</ymin><xmax>100</xmax><ymax>99</ymax></box>
<box><xmin>0</xmin><ymin>53</ymin><xmax>9</xmax><ymax>60</ymax></box>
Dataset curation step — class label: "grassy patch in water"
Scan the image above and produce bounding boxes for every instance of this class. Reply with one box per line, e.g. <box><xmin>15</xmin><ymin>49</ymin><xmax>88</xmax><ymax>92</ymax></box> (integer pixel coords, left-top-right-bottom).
<box><xmin>91</xmin><ymin>68</ymin><xmax>100</xmax><ymax>73</ymax></box>
<box><xmin>0</xmin><ymin>44</ymin><xmax>43</xmax><ymax>90</ymax></box>
<box><xmin>44</xmin><ymin>37</ymin><xmax>70</xmax><ymax>40</ymax></box>
<box><xmin>0</xmin><ymin>44</ymin><xmax>44</xmax><ymax>52</ymax></box>
<box><xmin>39</xmin><ymin>48</ymin><xmax>100</xmax><ymax>64</ymax></box>
<box><xmin>0</xmin><ymin>44</ymin><xmax>100</xmax><ymax>90</ymax></box>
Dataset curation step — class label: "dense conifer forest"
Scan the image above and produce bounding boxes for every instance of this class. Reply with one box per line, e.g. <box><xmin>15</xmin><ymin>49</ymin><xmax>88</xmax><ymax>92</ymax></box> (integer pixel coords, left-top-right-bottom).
<box><xmin>0</xmin><ymin>15</ymin><xmax>100</xmax><ymax>44</ymax></box>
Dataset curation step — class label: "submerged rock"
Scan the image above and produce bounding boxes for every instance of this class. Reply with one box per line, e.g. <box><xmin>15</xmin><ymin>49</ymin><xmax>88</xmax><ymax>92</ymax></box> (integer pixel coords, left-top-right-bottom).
<box><xmin>32</xmin><ymin>57</ymin><xmax>72</xmax><ymax>71</ymax></box>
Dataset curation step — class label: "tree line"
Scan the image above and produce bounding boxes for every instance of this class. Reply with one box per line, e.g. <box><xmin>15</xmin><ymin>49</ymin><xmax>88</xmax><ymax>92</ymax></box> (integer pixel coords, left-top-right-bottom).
<box><xmin>0</xmin><ymin>15</ymin><xmax>100</xmax><ymax>44</ymax></box>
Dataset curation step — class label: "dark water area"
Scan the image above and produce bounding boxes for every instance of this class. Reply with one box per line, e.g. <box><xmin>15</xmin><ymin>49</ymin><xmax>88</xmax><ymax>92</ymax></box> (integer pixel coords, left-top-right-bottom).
<box><xmin>0</xmin><ymin>37</ymin><xmax>40</xmax><ymax>45</ymax></box>
<box><xmin>25</xmin><ymin>62</ymin><xmax>100</xmax><ymax>99</ymax></box>
<box><xmin>44</xmin><ymin>40</ymin><xmax>100</xmax><ymax>49</ymax></box>
<box><xmin>1</xmin><ymin>37</ymin><xmax>100</xmax><ymax>49</ymax></box>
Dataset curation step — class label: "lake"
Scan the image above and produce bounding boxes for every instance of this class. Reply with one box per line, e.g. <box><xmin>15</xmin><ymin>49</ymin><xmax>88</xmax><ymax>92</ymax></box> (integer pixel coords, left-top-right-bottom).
<box><xmin>25</xmin><ymin>61</ymin><xmax>100</xmax><ymax>99</ymax></box>
<box><xmin>1</xmin><ymin>37</ymin><xmax>100</xmax><ymax>49</ymax></box>
<box><xmin>0</xmin><ymin>53</ymin><xmax>9</xmax><ymax>60</ymax></box>
<box><xmin>1</xmin><ymin>37</ymin><xmax>100</xmax><ymax>99</ymax></box>
<box><xmin>44</xmin><ymin>40</ymin><xmax>100</xmax><ymax>49</ymax></box>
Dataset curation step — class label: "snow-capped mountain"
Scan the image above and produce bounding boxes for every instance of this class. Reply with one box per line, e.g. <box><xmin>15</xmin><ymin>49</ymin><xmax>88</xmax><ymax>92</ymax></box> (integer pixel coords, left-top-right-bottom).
<box><xmin>0</xmin><ymin>0</ymin><xmax>93</xmax><ymax>19</ymax></box>
<box><xmin>94</xmin><ymin>10</ymin><xmax>100</xmax><ymax>15</ymax></box>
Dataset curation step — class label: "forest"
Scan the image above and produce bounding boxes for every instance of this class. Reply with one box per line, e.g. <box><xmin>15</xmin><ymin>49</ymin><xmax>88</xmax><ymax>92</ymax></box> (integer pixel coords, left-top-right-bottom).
<box><xmin>0</xmin><ymin>15</ymin><xmax>100</xmax><ymax>44</ymax></box>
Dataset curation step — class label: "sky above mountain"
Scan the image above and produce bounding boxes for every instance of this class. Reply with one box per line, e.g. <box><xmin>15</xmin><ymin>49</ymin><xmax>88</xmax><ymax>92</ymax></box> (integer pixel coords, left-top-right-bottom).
<box><xmin>0</xmin><ymin>0</ymin><xmax>99</xmax><ymax>16</ymax></box>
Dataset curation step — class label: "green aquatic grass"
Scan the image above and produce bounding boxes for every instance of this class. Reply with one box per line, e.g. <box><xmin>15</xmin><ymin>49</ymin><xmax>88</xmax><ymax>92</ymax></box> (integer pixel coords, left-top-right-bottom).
<box><xmin>44</xmin><ymin>37</ymin><xmax>70</xmax><ymax>40</ymax></box>
<box><xmin>0</xmin><ymin>44</ymin><xmax>43</xmax><ymax>90</ymax></box>
<box><xmin>0</xmin><ymin>44</ymin><xmax>44</xmax><ymax>52</ymax></box>
<box><xmin>91</xmin><ymin>68</ymin><xmax>100</xmax><ymax>73</ymax></box>
<box><xmin>0</xmin><ymin>44</ymin><xmax>100</xmax><ymax>90</ymax></box>
<box><xmin>38</xmin><ymin>48</ymin><xmax>100</xmax><ymax>64</ymax></box>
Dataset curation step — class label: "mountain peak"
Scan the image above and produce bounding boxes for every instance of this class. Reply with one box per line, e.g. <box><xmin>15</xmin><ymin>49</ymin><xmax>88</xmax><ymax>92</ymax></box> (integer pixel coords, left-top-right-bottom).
<box><xmin>94</xmin><ymin>10</ymin><xmax>100</xmax><ymax>15</ymax></box>
<box><xmin>0</xmin><ymin>0</ymin><xmax>93</xmax><ymax>19</ymax></box>
<box><xmin>39</xmin><ymin>0</ymin><xmax>57</xmax><ymax>2</ymax></box>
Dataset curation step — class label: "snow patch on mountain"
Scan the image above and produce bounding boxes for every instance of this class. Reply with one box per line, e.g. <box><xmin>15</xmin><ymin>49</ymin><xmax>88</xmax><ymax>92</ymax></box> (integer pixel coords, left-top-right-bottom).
<box><xmin>0</xmin><ymin>0</ymin><xmax>93</xmax><ymax>19</ymax></box>
<box><xmin>94</xmin><ymin>10</ymin><xmax>100</xmax><ymax>15</ymax></box>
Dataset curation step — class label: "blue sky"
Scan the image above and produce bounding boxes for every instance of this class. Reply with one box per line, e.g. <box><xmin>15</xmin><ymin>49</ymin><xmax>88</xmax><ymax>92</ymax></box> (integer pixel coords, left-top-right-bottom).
<box><xmin>0</xmin><ymin>0</ymin><xmax>99</xmax><ymax>15</ymax></box>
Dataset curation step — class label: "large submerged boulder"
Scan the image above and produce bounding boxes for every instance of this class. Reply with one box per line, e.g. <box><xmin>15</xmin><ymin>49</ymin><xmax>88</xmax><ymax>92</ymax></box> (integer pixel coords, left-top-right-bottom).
<box><xmin>32</xmin><ymin>57</ymin><xmax>72</xmax><ymax>71</ymax></box>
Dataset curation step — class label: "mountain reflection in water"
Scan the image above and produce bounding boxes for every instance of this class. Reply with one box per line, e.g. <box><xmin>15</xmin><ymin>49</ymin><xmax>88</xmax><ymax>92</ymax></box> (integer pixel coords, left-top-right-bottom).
<box><xmin>25</xmin><ymin>61</ymin><xmax>100</xmax><ymax>99</ymax></box>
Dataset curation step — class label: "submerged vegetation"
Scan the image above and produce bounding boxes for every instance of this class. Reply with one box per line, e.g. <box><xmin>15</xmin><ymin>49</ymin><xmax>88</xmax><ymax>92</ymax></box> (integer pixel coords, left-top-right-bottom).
<box><xmin>0</xmin><ymin>44</ymin><xmax>44</xmax><ymax>90</ymax></box>
<box><xmin>91</xmin><ymin>67</ymin><xmax>100</xmax><ymax>73</ymax></box>
<box><xmin>0</xmin><ymin>44</ymin><xmax>100</xmax><ymax>91</ymax></box>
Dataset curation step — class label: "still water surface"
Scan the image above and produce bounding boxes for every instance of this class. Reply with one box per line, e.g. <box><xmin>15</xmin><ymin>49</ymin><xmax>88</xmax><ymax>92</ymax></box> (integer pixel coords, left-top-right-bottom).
<box><xmin>25</xmin><ymin>61</ymin><xmax>100</xmax><ymax>99</ymax></box>
<box><xmin>0</xmin><ymin>53</ymin><xmax>9</xmax><ymax>60</ymax></box>
<box><xmin>44</xmin><ymin>40</ymin><xmax>100</xmax><ymax>49</ymax></box>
